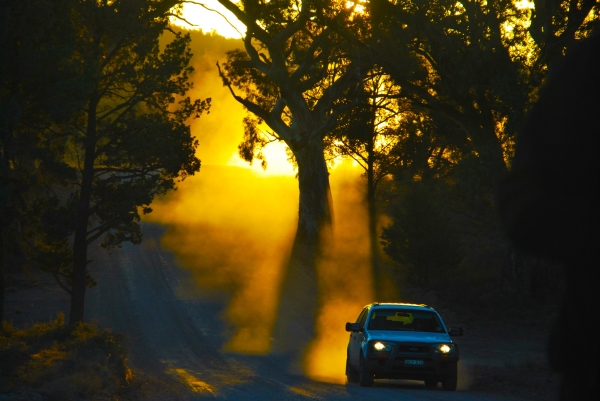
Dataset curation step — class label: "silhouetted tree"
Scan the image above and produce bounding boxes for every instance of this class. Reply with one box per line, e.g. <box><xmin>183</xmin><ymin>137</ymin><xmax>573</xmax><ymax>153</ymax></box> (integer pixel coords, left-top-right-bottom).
<box><xmin>212</xmin><ymin>0</ymin><xmax>373</xmax><ymax>355</ymax></box>
<box><xmin>498</xmin><ymin>32</ymin><xmax>600</xmax><ymax>401</ymax></box>
<box><xmin>0</xmin><ymin>0</ymin><xmax>80</xmax><ymax>324</ymax></box>
<box><xmin>1</xmin><ymin>1</ymin><xmax>209</xmax><ymax>324</ymax></box>
<box><xmin>326</xmin><ymin>68</ymin><xmax>407</xmax><ymax>297</ymax></box>
<box><xmin>529</xmin><ymin>0</ymin><xmax>600</xmax><ymax>82</ymax></box>
<box><xmin>60</xmin><ymin>0</ymin><xmax>209</xmax><ymax>323</ymax></box>
<box><xmin>382</xmin><ymin>182</ymin><xmax>462</xmax><ymax>286</ymax></box>
<box><xmin>215</xmin><ymin>0</ymin><xmax>371</xmax><ymax>247</ymax></box>
<box><xmin>368</xmin><ymin>0</ymin><xmax>599</xmax><ymax>297</ymax></box>
<box><xmin>368</xmin><ymin>0</ymin><xmax>532</xmax><ymax>184</ymax></box>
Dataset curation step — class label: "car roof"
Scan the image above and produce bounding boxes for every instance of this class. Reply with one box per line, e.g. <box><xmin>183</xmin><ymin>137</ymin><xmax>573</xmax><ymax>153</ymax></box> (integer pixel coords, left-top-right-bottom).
<box><xmin>367</xmin><ymin>302</ymin><xmax>435</xmax><ymax>311</ymax></box>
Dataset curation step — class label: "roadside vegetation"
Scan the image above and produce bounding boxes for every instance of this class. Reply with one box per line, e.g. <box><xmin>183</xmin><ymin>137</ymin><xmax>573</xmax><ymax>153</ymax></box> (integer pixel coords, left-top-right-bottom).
<box><xmin>0</xmin><ymin>314</ymin><xmax>131</xmax><ymax>400</ymax></box>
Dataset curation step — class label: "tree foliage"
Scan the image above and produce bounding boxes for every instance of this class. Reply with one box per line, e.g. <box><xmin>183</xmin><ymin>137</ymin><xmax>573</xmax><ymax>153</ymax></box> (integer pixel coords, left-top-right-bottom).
<box><xmin>1</xmin><ymin>0</ymin><xmax>210</xmax><ymax>323</ymax></box>
<box><xmin>381</xmin><ymin>182</ymin><xmax>462</xmax><ymax>285</ymax></box>
<box><xmin>0</xmin><ymin>0</ymin><xmax>83</xmax><ymax>323</ymax></box>
<box><xmin>216</xmin><ymin>0</ymin><xmax>373</xmax><ymax>242</ymax></box>
<box><xmin>369</xmin><ymin>0</ymin><xmax>599</xmax><ymax>298</ymax></box>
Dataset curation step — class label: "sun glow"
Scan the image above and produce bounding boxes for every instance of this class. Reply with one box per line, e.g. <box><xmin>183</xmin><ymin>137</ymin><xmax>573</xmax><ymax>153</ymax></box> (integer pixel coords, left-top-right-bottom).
<box><xmin>173</xmin><ymin>0</ymin><xmax>245</xmax><ymax>38</ymax></box>
<box><xmin>346</xmin><ymin>0</ymin><xmax>366</xmax><ymax>14</ymax></box>
<box><xmin>156</xmin><ymin>2</ymin><xmax>388</xmax><ymax>370</ymax></box>
<box><xmin>227</xmin><ymin>141</ymin><xmax>296</xmax><ymax>176</ymax></box>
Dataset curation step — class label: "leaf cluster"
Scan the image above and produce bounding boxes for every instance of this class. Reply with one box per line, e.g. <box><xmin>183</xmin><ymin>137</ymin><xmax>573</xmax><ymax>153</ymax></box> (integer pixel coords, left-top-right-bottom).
<box><xmin>217</xmin><ymin>0</ymin><xmax>372</xmax><ymax>159</ymax></box>
<box><xmin>381</xmin><ymin>181</ymin><xmax>463</xmax><ymax>285</ymax></box>
<box><xmin>1</xmin><ymin>1</ymin><xmax>209</xmax><ymax>295</ymax></box>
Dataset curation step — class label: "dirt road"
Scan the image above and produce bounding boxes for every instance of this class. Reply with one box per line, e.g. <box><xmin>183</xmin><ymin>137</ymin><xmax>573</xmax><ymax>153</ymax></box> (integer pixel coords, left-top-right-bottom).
<box><xmin>75</xmin><ymin>224</ymin><xmax>533</xmax><ymax>401</ymax></box>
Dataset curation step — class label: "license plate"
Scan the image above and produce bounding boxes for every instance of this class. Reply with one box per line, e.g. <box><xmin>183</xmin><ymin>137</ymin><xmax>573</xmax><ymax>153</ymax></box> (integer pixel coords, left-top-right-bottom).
<box><xmin>404</xmin><ymin>360</ymin><xmax>424</xmax><ymax>366</ymax></box>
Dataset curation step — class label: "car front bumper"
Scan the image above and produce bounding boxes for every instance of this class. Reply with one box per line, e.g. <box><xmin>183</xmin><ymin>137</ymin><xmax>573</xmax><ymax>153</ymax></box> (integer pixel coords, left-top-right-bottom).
<box><xmin>365</xmin><ymin>343</ymin><xmax>459</xmax><ymax>380</ymax></box>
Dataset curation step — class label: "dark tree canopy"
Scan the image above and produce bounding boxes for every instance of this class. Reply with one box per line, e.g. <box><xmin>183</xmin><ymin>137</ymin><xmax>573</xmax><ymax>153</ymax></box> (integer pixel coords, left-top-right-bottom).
<box><xmin>498</xmin><ymin>32</ymin><xmax>600</xmax><ymax>401</ymax></box>
<box><xmin>381</xmin><ymin>182</ymin><xmax>463</xmax><ymax>285</ymax></box>
<box><xmin>1</xmin><ymin>0</ymin><xmax>210</xmax><ymax>324</ymax></box>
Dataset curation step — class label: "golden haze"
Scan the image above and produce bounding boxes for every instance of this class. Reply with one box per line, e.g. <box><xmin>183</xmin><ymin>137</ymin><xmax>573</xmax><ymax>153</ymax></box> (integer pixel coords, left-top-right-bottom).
<box><xmin>146</xmin><ymin>29</ymin><xmax>394</xmax><ymax>381</ymax></box>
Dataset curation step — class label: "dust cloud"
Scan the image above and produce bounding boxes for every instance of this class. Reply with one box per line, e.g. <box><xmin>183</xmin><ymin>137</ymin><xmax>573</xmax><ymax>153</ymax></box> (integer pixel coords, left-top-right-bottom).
<box><xmin>146</xmin><ymin>165</ymin><xmax>298</xmax><ymax>354</ymax></box>
<box><xmin>146</xmin><ymin>31</ymin><xmax>386</xmax><ymax>373</ymax></box>
<box><xmin>304</xmin><ymin>161</ymin><xmax>376</xmax><ymax>383</ymax></box>
<box><xmin>149</xmin><ymin>29</ymin><xmax>300</xmax><ymax>354</ymax></box>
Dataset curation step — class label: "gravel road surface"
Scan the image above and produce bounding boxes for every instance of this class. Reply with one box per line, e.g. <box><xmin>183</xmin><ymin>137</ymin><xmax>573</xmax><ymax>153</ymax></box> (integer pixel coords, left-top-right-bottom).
<box><xmin>82</xmin><ymin>224</ymin><xmax>527</xmax><ymax>401</ymax></box>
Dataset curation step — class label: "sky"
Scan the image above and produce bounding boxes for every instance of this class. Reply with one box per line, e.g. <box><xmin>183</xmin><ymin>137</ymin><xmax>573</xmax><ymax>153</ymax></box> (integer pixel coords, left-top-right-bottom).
<box><xmin>173</xmin><ymin>1</ymin><xmax>246</xmax><ymax>39</ymax></box>
<box><xmin>172</xmin><ymin>2</ymin><xmax>298</xmax><ymax>176</ymax></box>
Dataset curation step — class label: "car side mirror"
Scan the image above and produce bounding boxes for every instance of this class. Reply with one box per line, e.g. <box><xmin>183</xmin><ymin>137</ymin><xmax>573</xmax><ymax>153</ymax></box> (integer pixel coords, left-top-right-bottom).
<box><xmin>345</xmin><ymin>322</ymin><xmax>361</xmax><ymax>332</ymax></box>
<box><xmin>449</xmin><ymin>326</ymin><xmax>463</xmax><ymax>337</ymax></box>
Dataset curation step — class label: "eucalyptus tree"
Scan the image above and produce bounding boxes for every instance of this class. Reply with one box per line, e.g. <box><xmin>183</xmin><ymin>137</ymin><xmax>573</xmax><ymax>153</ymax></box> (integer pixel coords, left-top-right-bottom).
<box><xmin>60</xmin><ymin>0</ymin><xmax>209</xmax><ymax>323</ymax></box>
<box><xmin>529</xmin><ymin>0</ymin><xmax>600</xmax><ymax>82</ymax></box>
<box><xmin>368</xmin><ymin>0</ymin><xmax>599</xmax><ymax>297</ymax></box>
<box><xmin>215</xmin><ymin>0</ymin><xmax>372</xmax><ymax>248</ymax></box>
<box><xmin>381</xmin><ymin>181</ymin><xmax>463</xmax><ymax>286</ymax></box>
<box><xmin>368</xmin><ymin>0</ymin><xmax>531</xmax><ymax>185</ymax></box>
<box><xmin>212</xmin><ymin>0</ymin><xmax>373</xmax><ymax>354</ymax></box>
<box><xmin>368</xmin><ymin>0</ymin><xmax>599</xmax><ymax>183</ymax></box>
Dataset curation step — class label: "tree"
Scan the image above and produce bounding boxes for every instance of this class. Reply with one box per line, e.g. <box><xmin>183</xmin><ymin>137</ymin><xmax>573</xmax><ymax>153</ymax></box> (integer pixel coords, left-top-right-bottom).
<box><xmin>212</xmin><ymin>0</ymin><xmax>373</xmax><ymax>353</ymax></box>
<box><xmin>381</xmin><ymin>182</ymin><xmax>462</xmax><ymax>286</ymax></box>
<box><xmin>377</xmin><ymin>110</ymin><xmax>467</xmax><ymax>287</ymax></box>
<box><xmin>0</xmin><ymin>0</ymin><xmax>81</xmax><ymax>324</ymax></box>
<box><xmin>368</xmin><ymin>0</ymin><xmax>599</xmax><ymax>179</ymax></box>
<box><xmin>529</xmin><ymin>0</ymin><xmax>600</xmax><ymax>81</ymax></box>
<box><xmin>325</xmin><ymin>68</ymin><xmax>406</xmax><ymax>297</ymax></box>
<box><xmin>366</xmin><ymin>0</ymin><xmax>598</xmax><ymax>298</ymax></box>
<box><xmin>215</xmin><ymin>0</ymin><xmax>371</xmax><ymax>246</ymax></box>
<box><xmin>368</xmin><ymin>0</ymin><xmax>532</xmax><ymax>184</ymax></box>
<box><xmin>498</xmin><ymin>33</ymin><xmax>600</xmax><ymax>401</ymax></box>
<box><xmin>34</xmin><ymin>0</ymin><xmax>209</xmax><ymax>323</ymax></box>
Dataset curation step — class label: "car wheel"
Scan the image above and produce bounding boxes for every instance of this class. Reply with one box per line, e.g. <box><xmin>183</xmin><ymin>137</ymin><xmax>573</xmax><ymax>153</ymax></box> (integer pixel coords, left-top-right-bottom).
<box><xmin>358</xmin><ymin>355</ymin><xmax>374</xmax><ymax>387</ymax></box>
<box><xmin>424</xmin><ymin>379</ymin><xmax>437</xmax><ymax>388</ymax></box>
<box><xmin>442</xmin><ymin>374</ymin><xmax>457</xmax><ymax>391</ymax></box>
<box><xmin>346</xmin><ymin>354</ymin><xmax>359</xmax><ymax>383</ymax></box>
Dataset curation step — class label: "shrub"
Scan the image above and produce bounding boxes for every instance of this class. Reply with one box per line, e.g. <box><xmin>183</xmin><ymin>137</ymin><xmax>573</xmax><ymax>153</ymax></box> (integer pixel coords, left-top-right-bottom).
<box><xmin>0</xmin><ymin>313</ymin><xmax>131</xmax><ymax>400</ymax></box>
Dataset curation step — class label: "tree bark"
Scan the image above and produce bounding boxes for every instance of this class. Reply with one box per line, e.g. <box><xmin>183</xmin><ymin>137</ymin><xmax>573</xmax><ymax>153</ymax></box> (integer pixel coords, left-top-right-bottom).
<box><xmin>272</xmin><ymin>136</ymin><xmax>333</xmax><ymax>361</ymax></box>
<box><xmin>294</xmin><ymin>137</ymin><xmax>333</xmax><ymax>245</ymax></box>
<box><xmin>69</xmin><ymin>94</ymin><xmax>98</xmax><ymax>324</ymax></box>
<box><xmin>366</xmin><ymin>134</ymin><xmax>382</xmax><ymax>299</ymax></box>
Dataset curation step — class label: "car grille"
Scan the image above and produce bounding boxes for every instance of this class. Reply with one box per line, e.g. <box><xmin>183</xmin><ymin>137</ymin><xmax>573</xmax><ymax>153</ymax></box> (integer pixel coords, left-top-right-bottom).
<box><xmin>397</xmin><ymin>345</ymin><xmax>430</xmax><ymax>353</ymax></box>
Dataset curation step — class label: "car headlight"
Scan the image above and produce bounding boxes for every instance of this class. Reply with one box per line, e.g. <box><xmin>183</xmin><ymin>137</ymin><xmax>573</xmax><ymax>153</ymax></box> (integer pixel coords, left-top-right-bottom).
<box><xmin>434</xmin><ymin>344</ymin><xmax>455</xmax><ymax>354</ymax></box>
<box><xmin>372</xmin><ymin>341</ymin><xmax>392</xmax><ymax>352</ymax></box>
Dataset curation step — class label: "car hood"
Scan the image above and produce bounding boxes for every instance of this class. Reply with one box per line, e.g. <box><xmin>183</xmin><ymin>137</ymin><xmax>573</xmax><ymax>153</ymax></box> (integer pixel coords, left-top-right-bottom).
<box><xmin>366</xmin><ymin>330</ymin><xmax>452</xmax><ymax>344</ymax></box>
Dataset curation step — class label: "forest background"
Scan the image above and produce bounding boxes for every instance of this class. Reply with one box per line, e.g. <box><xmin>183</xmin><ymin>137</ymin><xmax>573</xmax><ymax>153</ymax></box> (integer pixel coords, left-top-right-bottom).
<box><xmin>1</xmin><ymin>0</ymin><xmax>599</xmax><ymax>397</ymax></box>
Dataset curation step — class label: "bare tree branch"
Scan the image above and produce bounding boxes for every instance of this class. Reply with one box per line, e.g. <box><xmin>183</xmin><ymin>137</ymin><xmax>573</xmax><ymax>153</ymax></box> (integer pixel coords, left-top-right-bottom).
<box><xmin>182</xmin><ymin>1</ymin><xmax>244</xmax><ymax>38</ymax></box>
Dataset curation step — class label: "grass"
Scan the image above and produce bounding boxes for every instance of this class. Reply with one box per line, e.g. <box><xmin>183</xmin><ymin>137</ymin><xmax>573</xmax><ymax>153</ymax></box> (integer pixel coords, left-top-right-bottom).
<box><xmin>0</xmin><ymin>314</ymin><xmax>132</xmax><ymax>400</ymax></box>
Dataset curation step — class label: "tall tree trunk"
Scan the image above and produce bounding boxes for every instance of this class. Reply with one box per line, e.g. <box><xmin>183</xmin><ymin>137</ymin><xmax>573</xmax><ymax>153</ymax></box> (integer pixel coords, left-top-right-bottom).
<box><xmin>469</xmin><ymin>112</ymin><xmax>509</xmax><ymax>183</ymax></box>
<box><xmin>69</xmin><ymin>95</ymin><xmax>98</xmax><ymax>324</ymax></box>
<box><xmin>366</xmin><ymin>134</ymin><xmax>381</xmax><ymax>299</ymax></box>
<box><xmin>272</xmin><ymin>137</ymin><xmax>333</xmax><ymax>363</ymax></box>
<box><xmin>295</xmin><ymin>137</ymin><xmax>333</xmax><ymax>244</ymax></box>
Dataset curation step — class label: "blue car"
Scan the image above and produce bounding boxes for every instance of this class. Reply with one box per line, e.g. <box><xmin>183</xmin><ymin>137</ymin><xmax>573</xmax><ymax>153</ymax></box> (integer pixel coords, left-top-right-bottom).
<box><xmin>345</xmin><ymin>302</ymin><xmax>463</xmax><ymax>390</ymax></box>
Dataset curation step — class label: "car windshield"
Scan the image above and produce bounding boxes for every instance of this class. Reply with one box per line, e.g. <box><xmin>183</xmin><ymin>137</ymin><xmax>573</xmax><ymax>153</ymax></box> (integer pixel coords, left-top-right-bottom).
<box><xmin>367</xmin><ymin>309</ymin><xmax>445</xmax><ymax>333</ymax></box>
